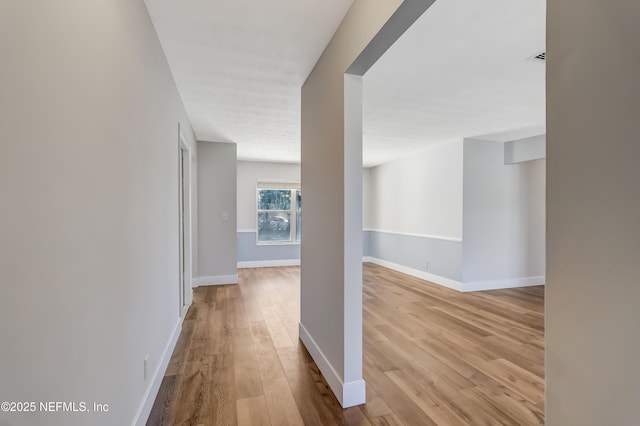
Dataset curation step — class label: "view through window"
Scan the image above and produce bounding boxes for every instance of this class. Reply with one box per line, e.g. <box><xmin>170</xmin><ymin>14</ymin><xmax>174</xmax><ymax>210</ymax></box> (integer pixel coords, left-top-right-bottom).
<box><xmin>257</xmin><ymin>183</ymin><xmax>301</xmax><ymax>244</ymax></box>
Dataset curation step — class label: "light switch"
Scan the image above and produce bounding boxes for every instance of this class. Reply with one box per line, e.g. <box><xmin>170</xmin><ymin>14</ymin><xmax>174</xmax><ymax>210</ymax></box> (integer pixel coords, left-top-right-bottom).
<box><xmin>221</xmin><ymin>212</ymin><xmax>228</xmax><ymax>221</ymax></box>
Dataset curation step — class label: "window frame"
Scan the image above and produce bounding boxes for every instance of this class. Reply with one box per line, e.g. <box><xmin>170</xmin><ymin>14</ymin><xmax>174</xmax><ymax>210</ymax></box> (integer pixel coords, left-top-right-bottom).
<box><xmin>255</xmin><ymin>183</ymin><xmax>301</xmax><ymax>246</ymax></box>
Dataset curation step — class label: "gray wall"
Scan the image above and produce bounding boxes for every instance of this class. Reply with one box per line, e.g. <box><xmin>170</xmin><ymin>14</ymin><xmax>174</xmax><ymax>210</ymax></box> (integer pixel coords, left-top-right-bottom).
<box><xmin>0</xmin><ymin>1</ymin><xmax>197</xmax><ymax>425</ymax></box>
<box><xmin>197</xmin><ymin>142</ymin><xmax>237</xmax><ymax>280</ymax></box>
<box><xmin>237</xmin><ymin>232</ymin><xmax>300</xmax><ymax>262</ymax></box>
<box><xmin>546</xmin><ymin>0</ymin><xmax>640</xmax><ymax>424</ymax></box>
<box><xmin>462</xmin><ymin>139</ymin><xmax>546</xmax><ymax>284</ymax></box>
<box><xmin>365</xmin><ymin>231</ymin><xmax>462</xmax><ymax>281</ymax></box>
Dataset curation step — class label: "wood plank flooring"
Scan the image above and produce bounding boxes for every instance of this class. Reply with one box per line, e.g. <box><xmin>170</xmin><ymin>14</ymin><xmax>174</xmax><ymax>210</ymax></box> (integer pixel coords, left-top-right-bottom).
<box><xmin>148</xmin><ymin>263</ymin><xmax>544</xmax><ymax>425</ymax></box>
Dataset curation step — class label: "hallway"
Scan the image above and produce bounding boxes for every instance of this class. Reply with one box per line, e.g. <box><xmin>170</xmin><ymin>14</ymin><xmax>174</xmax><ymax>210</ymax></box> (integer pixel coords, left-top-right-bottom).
<box><xmin>149</xmin><ymin>265</ymin><xmax>544</xmax><ymax>425</ymax></box>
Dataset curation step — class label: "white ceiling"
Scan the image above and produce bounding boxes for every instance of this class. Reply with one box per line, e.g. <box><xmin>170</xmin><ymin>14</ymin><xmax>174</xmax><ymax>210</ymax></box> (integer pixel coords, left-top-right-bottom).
<box><xmin>144</xmin><ymin>0</ymin><xmax>354</xmax><ymax>163</ymax></box>
<box><xmin>363</xmin><ymin>0</ymin><xmax>546</xmax><ymax>166</ymax></box>
<box><xmin>146</xmin><ymin>0</ymin><xmax>545</xmax><ymax>167</ymax></box>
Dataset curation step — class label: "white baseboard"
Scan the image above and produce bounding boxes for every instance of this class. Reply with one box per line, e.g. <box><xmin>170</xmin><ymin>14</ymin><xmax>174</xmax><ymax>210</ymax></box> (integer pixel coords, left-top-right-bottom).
<box><xmin>363</xmin><ymin>256</ymin><xmax>545</xmax><ymax>292</ymax></box>
<box><xmin>463</xmin><ymin>276</ymin><xmax>545</xmax><ymax>292</ymax></box>
<box><xmin>131</xmin><ymin>316</ymin><xmax>183</xmax><ymax>426</ymax></box>
<box><xmin>193</xmin><ymin>274</ymin><xmax>238</xmax><ymax>287</ymax></box>
<box><xmin>298</xmin><ymin>323</ymin><xmax>366</xmax><ymax>408</ymax></box>
<box><xmin>237</xmin><ymin>259</ymin><xmax>300</xmax><ymax>269</ymax></box>
<box><xmin>363</xmin><ymin>256</ymin><xmax>463</xmax><ymax>291</ymax></box>
<box><xmin>342</xmin><ymin>379</ymin><xmax>366</xmax><ymax>408</ymax></box>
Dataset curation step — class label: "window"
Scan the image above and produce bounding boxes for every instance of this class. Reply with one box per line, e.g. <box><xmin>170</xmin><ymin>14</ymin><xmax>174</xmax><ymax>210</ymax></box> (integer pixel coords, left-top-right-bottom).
<box><xmin>257</xmin><ymin>182</ymin><xmax>301</xmax><ymax>244</ymax></box>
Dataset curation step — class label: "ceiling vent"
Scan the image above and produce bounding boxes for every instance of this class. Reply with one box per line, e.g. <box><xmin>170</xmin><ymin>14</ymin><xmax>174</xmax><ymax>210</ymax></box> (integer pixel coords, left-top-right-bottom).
<box><xmin>528</xmin><ymin>51</ymin><xmax>546</xmax><ymax>62</ymax></box>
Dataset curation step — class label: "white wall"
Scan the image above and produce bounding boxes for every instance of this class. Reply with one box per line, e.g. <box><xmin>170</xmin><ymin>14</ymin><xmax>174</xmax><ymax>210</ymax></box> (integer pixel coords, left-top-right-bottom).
<box><xmin>546</xmin><ymin>0</ymin><xmax>640</xmax><ymax>424</ymax></box>
<box><xmin>363</xmin><ymin>167</ymin><xmax>373</xmax><ymax>229</ymax></box>
<box><xmin>237</xmin><ymin>161</ymin><xmax>300</xmax><ymax>231</ymax></box>
<box><xmin>197</xmin><ymin>142</ymin><xmax>237</xmax><ymax>283</ymax></box>
<box><xmin>462</xmin><ymin>139</ymin><xmax>545</xmax><ymax>286</ymax></box>
<box><xmin>366</xmin><ymin>140</ymin><xmax>463</xmax><ymax>238</ymax></box>
<box><xmin>0</xmin><ymin>1</ymin><xmax>197</xmax><ymax>425</ymax></box>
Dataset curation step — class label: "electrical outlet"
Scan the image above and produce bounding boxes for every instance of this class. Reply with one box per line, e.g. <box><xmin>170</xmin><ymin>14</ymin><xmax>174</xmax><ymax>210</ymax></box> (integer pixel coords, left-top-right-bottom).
<box><xmin>424</xmin><ymin>261</ymin><xmax>429</xmax><ymax>270</ymax></box>
<box><xmin>144</xmin><ymin>355</ymin><xmax>149</xmax><ymax>381</ymax></box>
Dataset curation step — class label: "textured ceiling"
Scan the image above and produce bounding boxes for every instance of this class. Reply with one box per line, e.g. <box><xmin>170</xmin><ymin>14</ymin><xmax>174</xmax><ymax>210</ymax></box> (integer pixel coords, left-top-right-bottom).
<box><xmin>363</xmin><ymin>0</ymin><xmax>546</xmax><ymax>166</ymax></box>
<box><xmin>144</xmin><ymin>0</ymin><xmax>354</xmax><ymax>163</ymax></box>
<box><xmin>146</xmin><ymin>0</ymin><xmax>545</xmax><ymax>167</ymax></box>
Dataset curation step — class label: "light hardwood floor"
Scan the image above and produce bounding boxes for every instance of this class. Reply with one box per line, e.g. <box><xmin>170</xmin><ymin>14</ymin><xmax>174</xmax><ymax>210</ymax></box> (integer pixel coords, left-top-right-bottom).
<box><xmin>148</xmin><ymin>264</ymin><xmax>544</xmax><ymax>425</ymax></box>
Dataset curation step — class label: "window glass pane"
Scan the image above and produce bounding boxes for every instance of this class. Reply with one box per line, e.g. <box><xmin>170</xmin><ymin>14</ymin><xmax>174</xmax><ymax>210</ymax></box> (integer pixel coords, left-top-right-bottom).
<box><xmin>296</xmin><ymin>190</ymin><xmax>302</xmax><ymax>211</ymax></box>
<box><xmin>258</xmin><ymin>189</ymin><xmax>291</xmax><ymax>210</ymax></box>
<box><xmin>258</xmin><ymin>211</ymin><xmax>291</xmax><ymax>242</ymax></box>
<box><xmin>296</xmin><ymin>211</ymin><xmax>301</xmax><ymax>242</ymax></box>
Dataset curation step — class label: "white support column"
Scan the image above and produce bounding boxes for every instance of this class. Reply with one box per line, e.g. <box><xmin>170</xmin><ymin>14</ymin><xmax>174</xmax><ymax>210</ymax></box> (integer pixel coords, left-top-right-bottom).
<box><xmin>342</xmin><ymin>73</ymin><xmax>364</xmax><ymax>406</ymax></box>
<box><xmin>299</xmin><ymin>0</ymin><xmax>436</xmax><ymax>408</ymax></box>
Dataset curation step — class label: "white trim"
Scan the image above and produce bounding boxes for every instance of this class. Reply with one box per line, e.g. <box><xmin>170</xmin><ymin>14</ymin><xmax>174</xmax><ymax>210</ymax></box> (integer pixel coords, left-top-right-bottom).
<box><xmin>363</xmin><ymin>257</ymin><xmax>545</xmax><ymax>292</ymax></box>
<box><xmin>257</xmin><ymin>179</ymin><xmax>301</xmax><ymax>188</ymax></box>
<box><xmin>238</xmin><ymin>259</ymin><xmax>300</xmax><ymax>269</ymax></box>
<box><xmin>343</xmin><ymin>380</ymin><xmax>367</xmax><ymax>408</ymax></box>
<box><xmin>237</xmin><ymin>158</ymin><xmax>301</xmax><ymax>165</ymax></box>
<box><xmin>256</xmin><ymin>241</ymin><xmax>301</xmax><ymax>246</ymax></box>
<box><xmin>193</xmin><ymin>274</ymin><xmax>238</xmax><ymax>287</ymax></box>
<box><xmin>462</xmin><ymin>276</ymin><xmax>545</xmax><ymax>292</ymax></box>
<box><xmin>237</xmin><ymin>229</ymin><xmax>257</xmax><ymax>233</ymax></box>
<box><xmin>298</xmin><ymin>323</ymin><xmax>366</xmax><ymax>408</ymax></box>
<box><xmin>178</xmin><ymin>130</ymin><xmax>193</xmax><ymax>313</ymax></box>
<box><xmin>363</xmin><ymin>256</ymin><xmax>463</xmax><ymax>291</ymax></box>
<box><xmin>131</xmin><ymin>316</ymin><xmax>183</xmax><ymax>426</ymax></box>
<box><xmin>362</xmin><ymin>229</ymin><xmax>462</xmax><ymax>242</ymax></box>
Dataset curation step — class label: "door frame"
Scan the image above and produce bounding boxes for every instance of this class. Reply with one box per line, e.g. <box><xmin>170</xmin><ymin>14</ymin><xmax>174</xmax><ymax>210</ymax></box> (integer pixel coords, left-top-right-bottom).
<box><xmin>178</xmin><ymin>130</ymin><xmax>193</xmax><ymax>317</ymax></box>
